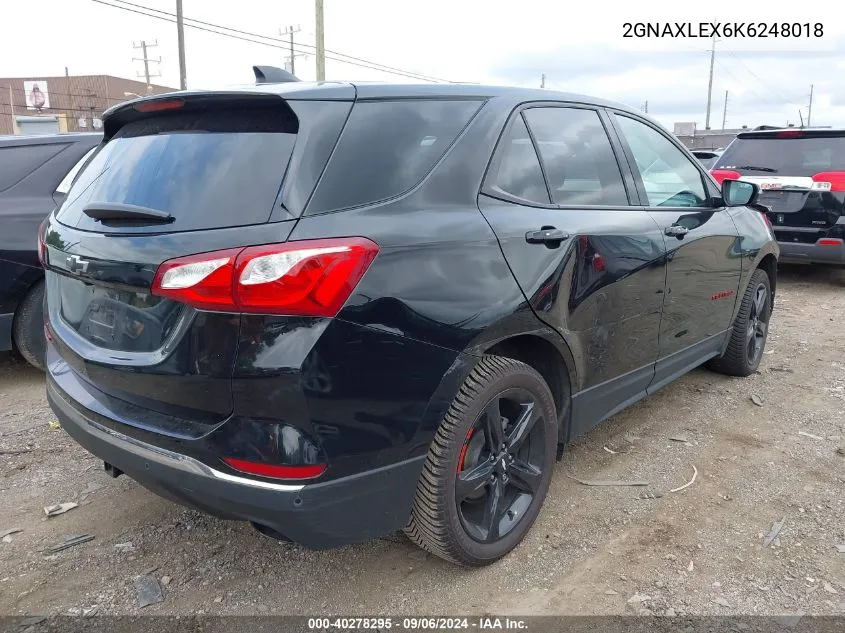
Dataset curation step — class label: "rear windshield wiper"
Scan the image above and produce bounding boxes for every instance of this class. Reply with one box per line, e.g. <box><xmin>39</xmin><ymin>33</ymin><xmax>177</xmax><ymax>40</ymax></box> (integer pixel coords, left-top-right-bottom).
<box><xmin>83</xmin><ymin>203</ymin><xmax>174</xmax><ymax>224</ymax></box>
<box><xmin>731</xmin><ymin>165</ymin><xmax>778</xmax><ymax>173</ymax></box>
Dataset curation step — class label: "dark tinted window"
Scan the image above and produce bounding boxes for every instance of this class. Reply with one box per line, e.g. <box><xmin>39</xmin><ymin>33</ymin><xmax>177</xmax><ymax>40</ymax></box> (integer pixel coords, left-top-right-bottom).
<box><xmin>715</xmin><ymin>135</ymin><xmax>845</xmax><ymax>176</ymax></box>
<box><xmin>0</xmin><ymin>143</ymin><xmax>67</xmax><ymax>191</ymax></box>
<box><xmin>56</xmin><ymin>108</ymin><xmax>296</xmax><ymax>233</ymax></box>
<box><xmin>487</xmin><ymin>115</ymin><xmax>550</xmax><ymax>204</ymax></box>
<box><xmin>306</xmin><ymin>99</ymin><xmax>481</xmax><ymax>214</ymax></box>
<box><xmin>523</xmin><ymin>108</ymin><xmax>628</xmax><ymax>206</ymax></box>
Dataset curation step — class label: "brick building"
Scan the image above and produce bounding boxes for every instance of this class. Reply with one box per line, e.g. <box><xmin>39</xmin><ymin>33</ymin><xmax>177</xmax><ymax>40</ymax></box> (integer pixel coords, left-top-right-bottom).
<box><xmin>0</xmin><ymin>74</ymin><xmax>177</xmax><ymax>135</ymax></box>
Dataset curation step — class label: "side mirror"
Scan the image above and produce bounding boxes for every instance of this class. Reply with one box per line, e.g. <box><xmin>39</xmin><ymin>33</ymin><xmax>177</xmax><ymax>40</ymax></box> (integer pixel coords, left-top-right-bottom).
<box><xmin>722</xmin><ymin>179</ymin><xmax>759</xmax><ymax>207</ymax></box>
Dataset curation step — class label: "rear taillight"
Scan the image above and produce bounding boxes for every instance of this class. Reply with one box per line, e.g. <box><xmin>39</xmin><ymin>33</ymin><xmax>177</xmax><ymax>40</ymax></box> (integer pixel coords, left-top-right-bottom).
<box><xmin>818</xmin><ymin>238</ymin><xmax>844</xmax><ymax>246</ymax></box>
<box><xmin>812</xmin><ymin>172</ymin><xmax>845</xmax><ymax>192</ymax></box>
<box><xmin>37</xmin><ymin>218</ymin><xmax>48</xmax><ymax>267</ymax></box>
<box><xmin>710</xmin><ymin>169</ymin><xmax>741</xmax><ymax>185</ymax></box>
<box><xmin>222</xmin><ymin>458</ymin><xmax>326</xmax><ymax>480</ymax></box>
<box><xmin>151</xmin><ymin>238</ymin><xmax>379</xmax><ymax>316</ymax></box>
<box><xmin>134</xmin><ymin>98</ymin><xmax>185</xmax><ymax>113</ymax></box>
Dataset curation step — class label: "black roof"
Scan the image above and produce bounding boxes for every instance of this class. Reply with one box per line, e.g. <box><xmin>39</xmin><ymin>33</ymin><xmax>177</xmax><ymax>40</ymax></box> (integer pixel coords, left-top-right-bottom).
<box><xmin>106</xmin><ymin>81</ymin><xmax>642</xmax><ymax>119</ymax></box>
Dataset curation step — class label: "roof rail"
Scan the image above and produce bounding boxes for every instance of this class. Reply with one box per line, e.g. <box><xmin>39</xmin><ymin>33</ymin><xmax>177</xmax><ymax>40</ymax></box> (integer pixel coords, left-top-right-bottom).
<box><xmin>253</xmin><ymin>66</ymin><xmax>300</xmax><ymax>84</ymax></box>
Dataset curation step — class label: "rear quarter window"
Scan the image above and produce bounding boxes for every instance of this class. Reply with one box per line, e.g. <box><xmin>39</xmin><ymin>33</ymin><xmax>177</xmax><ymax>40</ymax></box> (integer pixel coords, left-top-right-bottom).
<box><xmin>305</xmin><ymin>99</ymin><xmax>483</xmax><ymax>214</ymax></box>
<box><xmin>0</xmin><ymin>143</ymin><xmax>68</xmax><ymax>192</ymax></box>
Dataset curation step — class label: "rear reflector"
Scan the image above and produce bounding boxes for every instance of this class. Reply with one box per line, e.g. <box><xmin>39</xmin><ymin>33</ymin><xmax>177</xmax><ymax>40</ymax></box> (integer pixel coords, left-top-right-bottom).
<box><xmin>151</xmin><ymin>237</ymin><xmax>379</xmax><ymax>316</ymax></box>
<box><xmin>710</xmin><ymin>169</ymin><xmax>741</xmax><ymax>185</ymax></box>
<box><xmin>818</xmin><ymin>238</ymin><xmax>844</xmax><ymax>246</ymax></box>
<box><xmin>812</xmin><ymin>171</ymin><xmax>845</xmax><ymax>192</ymax></box>
<box><xmin>134</xmin><ymin>98</ymin><xmax>185</xmax><ymax>113</ymax></box>
<box><xmin>222</xmin><ymin>458</ymin><xmax>326</xmax><ymax>480</ymax></box>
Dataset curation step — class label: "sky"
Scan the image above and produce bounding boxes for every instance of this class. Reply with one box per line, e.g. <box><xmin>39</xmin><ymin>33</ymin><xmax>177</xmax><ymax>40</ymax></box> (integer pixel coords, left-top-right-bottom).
<box><xmin>3</xmin><ymin>0</ymin><xmax>844</xmax><ymax>131</ymax></box>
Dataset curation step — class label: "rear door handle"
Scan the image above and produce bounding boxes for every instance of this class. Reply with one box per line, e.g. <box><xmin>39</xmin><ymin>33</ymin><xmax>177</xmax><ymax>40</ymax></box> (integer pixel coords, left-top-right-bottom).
<box><xmin>664</xmin><ymin>225</ymin><xmax>690</xmax><ymax>237</ymax></box>
<box><xmin>525</xmin><ymin>228</ymin><xmax>570</xmax><ymax>244</ymax></box>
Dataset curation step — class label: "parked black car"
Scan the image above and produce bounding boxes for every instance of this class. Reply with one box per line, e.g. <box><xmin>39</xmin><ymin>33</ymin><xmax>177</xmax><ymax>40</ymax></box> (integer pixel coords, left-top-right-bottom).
<box><xmin>43</xmin><ymin>75</ymin><xmax>778</xmax><ymax>566</ymax></box>
<box><xmin>691</xmin><ymin>148</ymin><xmax>723</xmax><ymax>169</ymax></box>
<box><xmin>712</xmin><ymin>127</ymin><xmax>845</xmax><ymax>267</ymax></box>
<box><xmin>0</xmin><ymin>132</ymin><xmax>102</xmax><ymax>369</ymax></box>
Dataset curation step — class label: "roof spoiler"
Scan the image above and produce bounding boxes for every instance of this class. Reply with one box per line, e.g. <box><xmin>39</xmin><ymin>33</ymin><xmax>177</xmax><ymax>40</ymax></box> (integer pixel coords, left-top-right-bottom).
<box><xmin>253</xmin><ymin>65</ymin><xmax>300</xmax><ymax>84</ymax></box>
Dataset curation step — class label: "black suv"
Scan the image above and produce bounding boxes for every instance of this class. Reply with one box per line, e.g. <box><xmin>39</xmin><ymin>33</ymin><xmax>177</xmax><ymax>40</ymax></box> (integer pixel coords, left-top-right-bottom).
<box><xmin>0</xmin><ymin>132</ymin><xmax>102</xmax><ymax>370</ymax></box>
<box><xmin>43</xmin><ymin>74</ymin><xmax>778</xmax><ymax>566</ymax></box>
<box><xmin>712</xmin><ymin>127</ymin><xmax>845</xmax><ymax>267</ymax></box>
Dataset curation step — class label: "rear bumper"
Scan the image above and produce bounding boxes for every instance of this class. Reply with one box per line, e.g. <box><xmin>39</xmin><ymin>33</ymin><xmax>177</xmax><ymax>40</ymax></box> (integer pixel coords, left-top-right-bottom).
<box><xmin>47</xmin><ymin>376</ymin><xmax>425</xmax><ymax>548</ymax></box>
<box><xmin>777</xmin><ymin>240</ymin><xmax>845</xmax><ymax>266</ymax></box>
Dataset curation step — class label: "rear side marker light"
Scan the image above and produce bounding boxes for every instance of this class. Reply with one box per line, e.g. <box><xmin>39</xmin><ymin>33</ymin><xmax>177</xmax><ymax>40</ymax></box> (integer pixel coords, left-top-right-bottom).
<box><xmin>812</xmin><ymin>171</ymin><xmax>845</xmax><ymax>193</ymax></box>
<box><xmin>818</xmin><ymin>238</ymin><xmax>843</xmax><ymax>246</ymax></box>
<box><xmin>151</xmin><ymin>238</ymin><xmax>379</xmax><ymax>317</ymax></box>
<box><xmin>222</xmin><ymin>458</ymin><xmax>326</xmax><ymax>480</ymax></box>
<box><xmin>710</xmin><ymin>169</ymin><xmax>741</xmax><ymax>185</ymax></box>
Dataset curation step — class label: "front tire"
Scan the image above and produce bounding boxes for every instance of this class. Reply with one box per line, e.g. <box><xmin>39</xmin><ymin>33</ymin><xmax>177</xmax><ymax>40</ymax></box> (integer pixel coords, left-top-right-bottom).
<box><xmin>405</xmin><ymin>355</ymin><xmax>557</xmax><ymax>566</ymax></box>
<box><xmin>12</xmin><ymin>280</ymin><xmax>46</xmax><ymax>372</ymax></box>
<box><xmin>708</xmin><ymin>268</ymin><xmax>771</xmax><ymax>377</ymax></box>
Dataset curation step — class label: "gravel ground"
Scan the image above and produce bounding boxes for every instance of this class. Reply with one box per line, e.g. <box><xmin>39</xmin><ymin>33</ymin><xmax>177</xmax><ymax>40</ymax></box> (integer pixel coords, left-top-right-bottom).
<box><xmin>1</xmin><ymin>265</ymin><xmax>843</xmax><ymax>617</ymax></box>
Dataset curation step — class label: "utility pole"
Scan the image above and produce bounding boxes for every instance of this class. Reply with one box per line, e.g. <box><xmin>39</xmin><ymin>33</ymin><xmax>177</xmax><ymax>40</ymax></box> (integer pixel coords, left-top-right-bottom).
<box><xmin>176</xmin><ymin>0</ymin><xmax>187</xmax><ymax>90</ymax></box>
<box><xmin>133</xmin><ymin>40</ymin><xmax>161</xmax><ymax>93</ymax></box>
<box><xmin>280</xmin><ymin>25</ymin><xmax>304</xmax><ymax>74</ymax></box>
<box><xmin>807</xmin><ymin>84</ymin><xmax>814</xmax><ymax>127</ymax></box>
<box><xmin>721</xmin><ymin>90</ymin><xmax>728</xmax><ymax>130</ymax></box>
<box><xmin>541</xmin><ymin>73</ymin><xmax>545</xmax><ymax>89</ymax></box>
<box><xmin>705</xmin><ymin>36</ymin><xmax>718</xmax><ymax>130</ymax></box>
<box><xmin>7</xmin><ymin>85</ymin><xmax>16</xmax><ymax>134</ymax></box>
<box><xmin>315</xmin><ymin>0</ymin><xmax>325</xmax><ymax>81</ymax></box>
<box><xmin>643</xmin><ymin>100</ymin><xmax>648</xmax><ymax>113</ymax></box>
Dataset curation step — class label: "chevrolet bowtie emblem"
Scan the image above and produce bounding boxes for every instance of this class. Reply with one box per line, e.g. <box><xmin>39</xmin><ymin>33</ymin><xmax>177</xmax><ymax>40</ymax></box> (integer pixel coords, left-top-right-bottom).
<box><xmin>66</xmin><ymin>254</ymin><xmax>90</xmax><ymax>273</ymax></box>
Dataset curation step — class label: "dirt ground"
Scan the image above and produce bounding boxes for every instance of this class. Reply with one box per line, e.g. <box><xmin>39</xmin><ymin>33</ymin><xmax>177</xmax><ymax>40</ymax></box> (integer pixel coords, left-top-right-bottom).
<box><xmin>1</xmin><ymin>265</ymin><xmax>843</xmax><ymax>618</ymax></box>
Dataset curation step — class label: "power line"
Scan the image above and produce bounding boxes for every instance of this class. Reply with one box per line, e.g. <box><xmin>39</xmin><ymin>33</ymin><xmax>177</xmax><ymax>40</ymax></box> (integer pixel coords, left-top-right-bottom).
<box><xmin>94</xmin><ymin>0</ymin><xmax>453</xmax><ymax>83</ymax></box>
<box><xmin>714</xmin><ymin>59</ymin><xmax>785</xmax><ymax>109</ymax></box>
<box><xmin>723</xmin><ymin>51</ymin><xmax>805</xmax><ymax>106</ymax></box>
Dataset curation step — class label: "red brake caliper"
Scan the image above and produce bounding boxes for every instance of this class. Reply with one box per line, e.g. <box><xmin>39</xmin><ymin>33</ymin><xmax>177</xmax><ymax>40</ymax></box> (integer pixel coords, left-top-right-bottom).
<box><xmin>457</xmin><ymin>428</ymin><xmax>475</xmax><ymax>472</ymax></box>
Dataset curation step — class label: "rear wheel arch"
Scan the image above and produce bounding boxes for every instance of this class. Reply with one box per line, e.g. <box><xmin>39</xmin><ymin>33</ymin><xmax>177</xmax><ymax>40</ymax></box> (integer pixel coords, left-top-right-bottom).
<box><xmin>757</xmin><ymin>253</ymin><xmax>777</xmax><ymax>305</ymax></box>
<box><xmin>483</xmin><ymin>334</ymin><xmax>572</xmax><ymax>443</ymax></box>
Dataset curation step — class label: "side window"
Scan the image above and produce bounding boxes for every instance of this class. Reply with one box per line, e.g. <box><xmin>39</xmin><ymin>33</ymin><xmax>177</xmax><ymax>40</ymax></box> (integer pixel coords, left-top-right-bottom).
<box><xmin>523</xmin><ymin>107</ymin><xmax>628</xmax><ymax>206</ymax></box>
<box><xmin>55</xmin><ymin>147</ymin><xmax>98</xmax><ymax>195</ymax></box>
<box><xmin>0</xmin><ymin>143</ymin><xmax>67</xmax><ymax>192</ymax></box>
<box><xmin>614</xmin><ymin>115</ymin><xmax>708</xmax><ymax>208</ymax></box>
<box><xmin>487</xmin><ymin>115</ymin><xmax>550</xmax><ymax>204</ymax></box>
<box><xmin>306</xmin><ymin>99</ymin><xmax>483</xmax><ymax>214</ymax></box>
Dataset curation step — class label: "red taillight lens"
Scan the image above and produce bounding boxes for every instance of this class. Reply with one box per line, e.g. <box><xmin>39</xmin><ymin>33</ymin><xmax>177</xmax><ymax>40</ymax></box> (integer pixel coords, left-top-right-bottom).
<box><xmin>222</xmin><ymin>458</ymin><xmax>326</xmax><ymax>480</ymax></box>
<box><xmin>151</xmin><ymin>238</ymin><xmax>379</xmax><ymax>316</ymax></box>
<box><xmin>38</xmin><ymin>218</ymin><xmax>48</xmax><ymax>267</ymax></box>
<box><xmin>710</xmin><ymin>169</ymin><xmax>741</xmax><ymax>186</ymax></box>
<box><xmin>812</xmin><ymin>171</ymin><xmax>845</xmax><ymax>192</ymax></box>
<box><xmin>152</xmin><ymin>248</ymin><xmax>241</xmax><ymax>312</ymax></box>
<box><xmin>134</xmin><ymin>98</ymin><xmax>185</xmax><ymax>113</ymax></box>
<box><xmin>818</xmin><ymin>238</ymin><xmax>844</xmax><ymax>246</ymax></box>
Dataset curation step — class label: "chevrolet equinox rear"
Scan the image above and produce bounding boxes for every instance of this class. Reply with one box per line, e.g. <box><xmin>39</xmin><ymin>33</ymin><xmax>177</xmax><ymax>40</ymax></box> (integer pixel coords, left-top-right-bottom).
<box><xmin>45</xmin><ymin>73</ymin><xmax>778</xmax><ymax>566</ymax></box>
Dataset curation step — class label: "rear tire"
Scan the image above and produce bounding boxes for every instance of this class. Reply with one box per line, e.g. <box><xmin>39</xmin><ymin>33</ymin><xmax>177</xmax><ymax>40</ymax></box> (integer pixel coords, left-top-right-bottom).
<box><xmin>707</xmin><ymin>268</ymin><xmax>771</xmax><ymax>377</ymax></box>
<box><xmin>12</xmin><ymin>280</ymin><xmax>46</xmax><ymax>372</ymax></box>
<box><xmin>404</xmin><ymin>355</ymin><xmax>557</xmax><ymax>566</ymax></box>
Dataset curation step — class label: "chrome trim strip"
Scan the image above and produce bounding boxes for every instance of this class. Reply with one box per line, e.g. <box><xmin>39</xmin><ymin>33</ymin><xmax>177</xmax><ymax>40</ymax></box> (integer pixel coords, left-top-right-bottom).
<box><xmin>85</xmin><ymin>416</ymin><xmax>305</xmax><ymax>493</ymax></box>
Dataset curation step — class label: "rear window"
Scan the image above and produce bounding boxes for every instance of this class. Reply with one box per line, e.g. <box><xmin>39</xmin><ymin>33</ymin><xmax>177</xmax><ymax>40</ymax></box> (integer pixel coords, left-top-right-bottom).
<box><xmin>56</xmin><ymin>108</ymin><xmax>297</xmax><ymax>233</ymax></box>
<box><xmin>305</xmin><ymin>99</ymin><xmax>482</xmax><ymax>214</ymax></box>
<box><xmin>715</xmin><ymin>134</ymin><xmax>845</xmax><ymax>176</ymax></box>
<box><xmin>0</xmin><ymin>143</ymin><xmax>68</xmax><ymax>191</ymax></box>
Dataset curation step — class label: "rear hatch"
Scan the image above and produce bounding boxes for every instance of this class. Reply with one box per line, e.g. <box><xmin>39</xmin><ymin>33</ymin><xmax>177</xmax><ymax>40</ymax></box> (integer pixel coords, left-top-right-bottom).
<box><xmin>711</xmin><ymin>130</ymin><xmax>845</xmax><ymax>243</ymax></box>
<box><xmin>44</xmin><ymin>90</ymin><xmax>352</xmax><ymax>438</ymax></box>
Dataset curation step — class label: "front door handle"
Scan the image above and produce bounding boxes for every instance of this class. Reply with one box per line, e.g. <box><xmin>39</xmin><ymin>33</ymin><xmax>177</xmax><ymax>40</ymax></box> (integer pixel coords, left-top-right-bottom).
<box><xmin>664</xmin><ymin>225</ymin><xmax>690</xmax><ymax>238</ymax></box>
<box><xmin>526</xmin><ymin>227</ymin><xmax>570</xmax><ymax>244</ymax></box>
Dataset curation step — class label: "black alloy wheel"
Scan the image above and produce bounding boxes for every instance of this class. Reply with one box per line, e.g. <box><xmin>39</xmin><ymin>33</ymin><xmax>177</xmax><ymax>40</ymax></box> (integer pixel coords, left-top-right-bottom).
<box><xmin>455</xmin><ymin>388</ymin><xmax>547</xmax><ymax>544</ymax></box>
<box><xmin>405</xmin><ymin>355</ymin><xmax>559</xmax><ymax>566</ymax></box>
